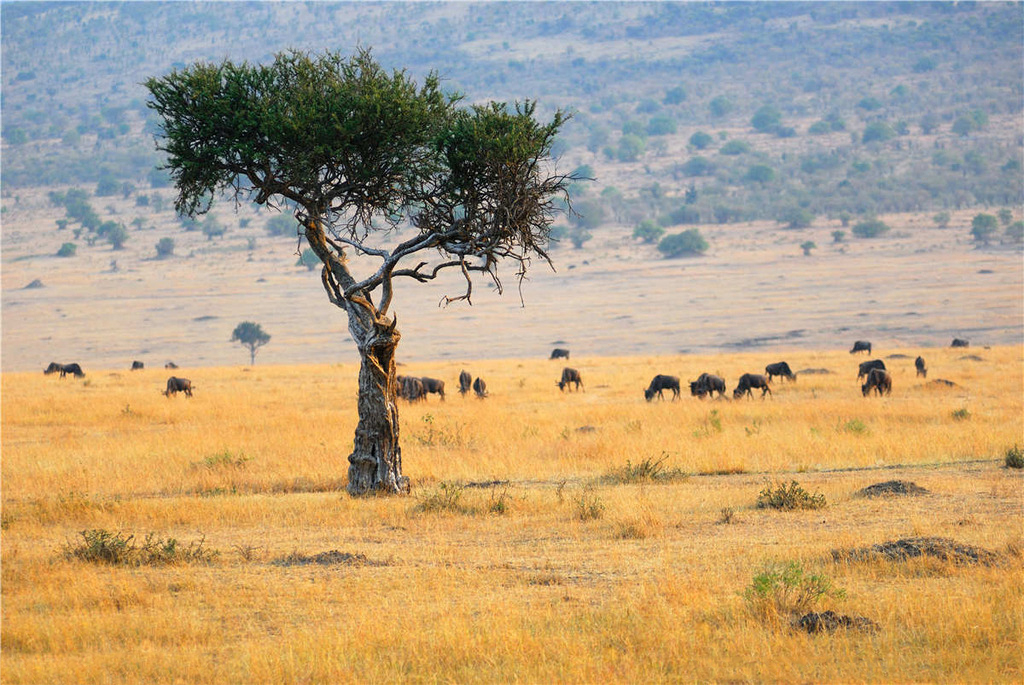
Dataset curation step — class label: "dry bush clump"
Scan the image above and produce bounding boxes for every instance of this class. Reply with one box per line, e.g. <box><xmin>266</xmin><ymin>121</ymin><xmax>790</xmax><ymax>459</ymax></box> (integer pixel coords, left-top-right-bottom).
<box><xmin>1005</xmin><ymin>445</ymin><xmax>1024</xmax><ymax>469</ymax></box>
<box><xmin>64</xmin><ymin>529</ymin><xmax>218</xmax><ymax>566</ymax></box>
<box><xmin>272</xmin><ymin>551</ymin><xmax>385</xmax><ymax>567</ymax></box>
<box><xmin>831</xmin><ymin>537</ymin><xmax>1002</xmax><ymax>566</ymax></box>
<box><xmin>600</xmin><ymin>454</ymin><xmax>689</xmax><ymax>485</ymax></box>
<box><xmin>856</xmin><ymin>480</ymin><xmax>930</xmax><ymax>497</ymax></box>
<box><xmin>756</xmin><ymin>480</ymin><xmax>826</xmax><ymax>510</ymax></box>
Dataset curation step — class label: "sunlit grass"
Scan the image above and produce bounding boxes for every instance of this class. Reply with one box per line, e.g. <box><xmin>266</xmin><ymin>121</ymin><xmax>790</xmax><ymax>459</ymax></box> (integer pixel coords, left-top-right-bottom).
<box><xmin>2</xmin><ymin>347</ymin><xmax>1022</xmax><ymax>683</ymax></box>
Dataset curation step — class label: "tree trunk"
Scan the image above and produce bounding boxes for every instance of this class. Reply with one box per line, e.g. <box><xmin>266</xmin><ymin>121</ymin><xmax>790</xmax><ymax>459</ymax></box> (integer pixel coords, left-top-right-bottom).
<box><xmin>346</xmin><ymin>318</ymin><xmax>409</xmax><ymax>496</ymax></box>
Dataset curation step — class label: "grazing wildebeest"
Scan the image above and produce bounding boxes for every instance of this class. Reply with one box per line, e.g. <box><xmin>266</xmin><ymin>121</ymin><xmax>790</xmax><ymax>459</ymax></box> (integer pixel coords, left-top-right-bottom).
<box><xmin>764</xmin><ymin>361</ymin><xmax>796</xmax><ymax>383</ymax></box>
<box><xmin>165</xmin><ymin>361</ymin><xmax>179</xmax><ymax>369</ymax></box>
<box><xmin>644</xmin><ymin>374</ymin><xmax>681</xmax><ymax>401</ymax></box>
<box><xmin>131</xmin><ymin>360</ymin><xmax>144</xmax><ymax>370</ymax></box>
<box><xmin>473</xmin><ymin>377</ymin><xmax>488</xmax><ymax>398</ymax></box>
<box><xmin>915</xmin><ymin>356</ymin><xmax>927</xmax><ymax>378</ymax></box>
<box><xmin>550</xmin><ymin>348</ymin><xmax>570</xmax><ymax>360</ymax></box>
<box><xmin>861</xmin><ymin>368</ymin><xmax>892</xmax><ymax>397</ymax></box>
<box><xmin>951</xmin><ymin>338</ymin><xmax>969</xmax><ymax>348</ymax></box>
<box><xmin>689</xmin><ymin>373</ymin><xmax>727</xmax><ymax>399</ymax></box>
<box><xmin>419</xmin><ymin>377</ymin><xmax>446</xmax><ymax>401</ymax></box>
<box><xmin>397</xmin><ymin>375</ymin><xmax>425</xmax><ymax>402</ymax></box>
<box><xmin>557</xmin><ymin>367</ymin><xmax>584</xmax><ymax>392</ymax></box>
<box><xmin>850</xmin><ymin>340</ymin><xmax>872</xmax><ymax>355</ymax></box>
<box><xmin>44</xmin><ymin>362</ymin><xmax>84</xmax><ymax>378</ymax></box>
<box><xmin>857</xmin><ymin>359</ymin><xmax>886</xmax><ymax>380</ymax></box>
<box><xmin>163</xmin><ymin>376</ymin><xmax>193</xmax><ymax>397</ymax></box>
<box><xmin>733</xmin><ymin>373</ymin><xmax>772</xmax><ymax>399</ymax></box>
<box><xmin>459</xmin><ymin>370</ymin><xmax>472</xmax><ymax>396</ymax></box>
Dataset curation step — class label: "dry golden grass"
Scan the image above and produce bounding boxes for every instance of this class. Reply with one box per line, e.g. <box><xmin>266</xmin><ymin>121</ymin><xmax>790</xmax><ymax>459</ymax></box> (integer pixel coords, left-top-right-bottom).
<box><xmin>2</xmin><ymin>347</ymin><xmax>1022</xmax><ymax>683</ymax></box>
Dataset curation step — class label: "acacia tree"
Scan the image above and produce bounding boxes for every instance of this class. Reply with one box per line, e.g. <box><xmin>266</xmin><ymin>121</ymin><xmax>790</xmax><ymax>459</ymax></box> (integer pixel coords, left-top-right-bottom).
<box><xmin>231</xmin><ymin>321</ymin><xmax>271</xmax><ymax>365</ymax></box>
<box><xmin>146</xmin><ymin>49</ymin><xmax>573</xmax><ymax>496</ymax></box>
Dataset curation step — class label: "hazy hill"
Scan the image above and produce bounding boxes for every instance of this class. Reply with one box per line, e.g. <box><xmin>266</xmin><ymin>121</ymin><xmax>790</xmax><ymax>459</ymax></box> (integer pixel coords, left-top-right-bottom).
<box><xmin>1</xmin><ymin>2</ymin><xmax>1022</xmax><ymax>371</ymax></box>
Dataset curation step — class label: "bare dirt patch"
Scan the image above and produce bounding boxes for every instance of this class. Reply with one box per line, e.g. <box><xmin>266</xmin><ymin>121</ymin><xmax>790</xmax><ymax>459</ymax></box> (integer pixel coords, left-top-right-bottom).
<box><xmin>856</xmin><ymin>480</ymin><xmax>930</xmax><ymax>497</ymax></box>
<box><xmin>832</xmin><ymin>537</ymin><xmax>1001</xmax><ymax>566</ymax></box>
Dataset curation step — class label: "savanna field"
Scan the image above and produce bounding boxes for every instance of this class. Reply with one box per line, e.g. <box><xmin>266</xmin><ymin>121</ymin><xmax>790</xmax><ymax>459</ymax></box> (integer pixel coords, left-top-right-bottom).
<box><xmin>1</xmin><ymin>347</ymin><xmax>1022</xmax><ymax>683</ymax></box>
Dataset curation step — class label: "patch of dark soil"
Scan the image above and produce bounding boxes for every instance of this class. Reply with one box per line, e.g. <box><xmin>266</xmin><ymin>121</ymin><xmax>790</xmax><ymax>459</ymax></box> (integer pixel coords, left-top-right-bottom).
<box><xmin>886</xmin><ymin>353</ymin><xmax>911</xmax><ymax>359</ymax></box>
<box><xmin>273</xmin><ymin>550</ymin><xmax>386</xmax><ymax>567</ymax></box>
<box><xmin>832</xmin><ymin>537</ymin><xmax>1000</xmax><ymax>566</ymax></box>
<box><xmin>959</xmin><ymin>355</ymin><xmax>984</xmax><ymax>361</ymax></box>
<box><xmin>797</xmin><ymin>368</ymin><xmax>832</xmax><ymax>375</ymax></box>
<box><xmin>797</xmin><ymin>610</ymin><xmax>879</xmax><ymax>634</ymax></box>
<box><xmin>926</xmin><ymin>379</ymin><xmax>959</xmax><ymax>388</ymax></box>
<box><xmin>857</xmin><ymin>480</ymin><xmax>930</xmax><ymax>497</ymax></box>
<box><xmin>464</xmin><ymin>480</ymin><xmax>509</xmax><ymax>489</ymax></box>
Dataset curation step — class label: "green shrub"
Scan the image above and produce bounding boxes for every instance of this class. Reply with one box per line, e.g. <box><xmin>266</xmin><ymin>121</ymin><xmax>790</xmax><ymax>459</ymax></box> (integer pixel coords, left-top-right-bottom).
<box><xmin>852</xmin><ymin>219</ymin><xmax>890</xmax><ymax>238</ymax></box>
<box><xmin>658</xmin><ymin>229</ymin><xmax>708</xmax><ymax>258</ymax></box>
<box><xmin>743</xmin><ymin>561</ymin><xmax>844</xmax><ymax>625</ymax></box>
<box><xmin>756</xmin><ymin>480</ymin><xmax>826</xmax><ymax>510</ymax></box>
<box><xmin>65</xmin><ymin>529</ymin><xmax>218</xmax><ymax>566</ymax></box>
<box><xmin>56</xmin><ymin>242</ymin><xmax>77</xmax><ymax>257</ymax></box>
<box><xmin>1005</xmin><ymin>445</ymin><xmax>1024</xmax><ymax>469</ymax></box>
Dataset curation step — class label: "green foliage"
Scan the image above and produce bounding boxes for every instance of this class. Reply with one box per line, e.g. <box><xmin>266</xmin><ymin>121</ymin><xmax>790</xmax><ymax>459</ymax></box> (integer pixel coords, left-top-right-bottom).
<box><xmin>155</xmin><ymin>237</ymin><xmax>175</xmax><ymax>258</ymax></box>
<box><xmin>663</xmin><ymin>204</ymin><xmax>700</xmax><ymax>226</ymax></box>
<box><xmin>851</xmin><ymin>219</ymin><xmax>890</xmax><ymax>238</ymax></box>
<box><xmin>1005</xmin><ymin>445</ymin><xmax>1024</xmax><ymax>469</ymax></box>
<box><xmin>861</xmin><ymin>121</ymin><xmax>895</xmax><ymax>144</ymax></box>
<box><xmin>718</xmin><ymin>139</ymin><xmax>750</xmax><ymax>155</ymax></box>
<box><xmin>574</xmin><ymin>488</ymin><xmax>605</xmax><ymax>521</ymax></box>
<box><xmin>779</xmin><ymin>206</ymin><xmax>814</xmax><ymax>229</ymax></box>
<box><xmin>658</xmin><ymin>229</ymin><xmax>708</xmax><ymax>258</ymax></box>
<box><xmin>56</xmin><ymin>242</ymin><xmax>77</xmax><ymax>257</ymax></box>
<box><xmin>104</xmin><ymin>223</ymin><xmax>129</xmax><ymax>250</ymax></box>
<box><xmin>570</xmin><ymin>198</ymin><xmax>607</xmax><ymax>231</ymax></box>
<box><xmin>756</xmin><ymin>480</ymin><xmax>826</xmax><ymax>510</ymax></box>
<box><xmin>743</xmin><ymin>164</ymin><xmax>775</xmax><ymax>185</ymax></box>
<box><xmin>680</xmin><ymin>156</ymin><xmax>714</xmax><ymax>177</ymax></box>
<box><xmin>951</xmin><ymin>408</ymin><xmax>971</xmax><ymax>421</ymax></box>
<box><xmin>970</xmin><ymin>213</ymin><xmax>998</xmax><ymax>244</ymax></box>
<box><xmin>1006</xmin><ymin>221</ymin><xmax>1024</xmax><ymax>244</ymax></box>
<box><xmin>616</xmin><ymin>133</ymin><xmax>646</xmax><ymax>162</ymax></box>
<box><xmin>65</xmin><ymin>529</ymin><xmax>218</xmax><ymax>566</ymax></box>
<box><xmin>633</xmin><ymin>219</ymin><xmax>664</xmax><ymax>244</ymax></box>
<box><xmin>265</xmin><ymin>214</ymin><xmax>296</xmax><ymax>237</ymax></box>
<box><xmin>689</xmin><ymin>131</ymin><xmax>713</xmax><ymax>150</ymax></box>
<box><xmin>856</xmin><ymin>96</ymin><xmax>882</xmax><ymax>111</ymax></box>
<box><xmin>997</xmin><ymin>208</ymin><xmax>1013</xmax><ymax>226</ymax></box>
<box><xmin>831</xmin><ymin>230</ymin><xmax>846</xmax><ymax>243</ymax></box>
<box><xmin>751</xmin><ymin>105</ymin><xmax>782</xmax><ymax>133</ymax></box>
<box><xmin>933</xmin><ymin>211</ymin><xmax>951</xmax><ymax>228</ymax></box>
<box><xmin>663</xmin><ymin>86</ymin><xmax>687</xmax><ymax>105</ymax></box>
<box><xmin>743</xmin><ymin>561</ymin><xmax>845</xmax><ymax>624</ymax></box>
<box><xmin>708</xmin><ymin>95</ymin><xmax>734</xmax><ymax>118</ymax></box>
<box><xmin>201</xmin><ymin>215</ymin><xmax>225</xmax><ymax>240</ymax></box>
<box><xmin>800</xmin><ymin>241</ymin><xmax>817</xmax><ymax>256</ymax></box>
<box><xmin>647</xmin><ymin>114</ymin><xmax>677</xmax><ymax>136</ymax></box>
<box><xmin>296</xmin><ymin>248</ymin><xmax>319</xmax><ymax>270</ymax></box>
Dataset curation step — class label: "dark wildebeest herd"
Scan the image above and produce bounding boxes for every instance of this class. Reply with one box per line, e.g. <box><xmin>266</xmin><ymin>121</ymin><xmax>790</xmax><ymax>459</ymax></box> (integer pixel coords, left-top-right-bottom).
<box><xmin>40</xmin><ymin>338</ymin><xmax>970</xmax><ymax>404</ymax></box>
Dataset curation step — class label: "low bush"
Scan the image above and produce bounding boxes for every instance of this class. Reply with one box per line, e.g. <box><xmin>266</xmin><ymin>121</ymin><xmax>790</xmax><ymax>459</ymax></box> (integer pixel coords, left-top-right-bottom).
<box><xmin>743</xmin><ymin>560</ymin><xmax>845</xmax><ymax>625</ymax></box>
<box><xmin>1006</xmin><ymin>445</ymin><xmax>1024</xmax><ymax>469</ymax></box>
<box><xmin>65</xmin><ymin>529</ymin><xmax>218</xmax><ymax>566</ymax></box>
<box><xmin>756</xmin><ymin>480</ymin><xmax>826</xmax><ymax>510</ymax></box>
<box><xmin>601</xmin><ymin>454</ymin><xmax>689</xmax><ymax>485</ymax></box>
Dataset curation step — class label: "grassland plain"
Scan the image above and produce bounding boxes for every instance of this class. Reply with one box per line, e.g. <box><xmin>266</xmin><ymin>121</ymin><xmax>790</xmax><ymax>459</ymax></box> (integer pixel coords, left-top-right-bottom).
<box><xmin>1</xmin><ymin>347</ymin><xmax>1022</xmax><ymax>683</ymax></box>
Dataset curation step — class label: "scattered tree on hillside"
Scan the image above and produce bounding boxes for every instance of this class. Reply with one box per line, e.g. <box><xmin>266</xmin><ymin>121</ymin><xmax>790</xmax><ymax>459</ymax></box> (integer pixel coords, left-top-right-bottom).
<box><xmin>997</xmin><ymin>208</ymin><xmax>1013</xmax><ymax>226</ymax></box>
<box><xmin>147</xmin><ymin>48</ymin><xmax>574</xmax><ymax>496</ymax></box>
<box><xmin>296</xmin><ymin>248</ymin><xmax>319</xmax><ymax>271</ymax></box>
<box><xmin>633</xmin><ymin>219</ymin><xmax>664</xmax><ymax>244</ymax></box>
<box><xmin>970</xmin><ymin>213</ymin><xmax>998</xmax><ymax>245</ymax></box>
<box><xmin>658</xmin><ymin>229</ymin><xmax>708</xmax><ymax>258</ymax></box>
<box><xmin>689</xmin><ymin>131</ymin><xmax>713</xmax><ymax>150</ymax></box>
<box><xmin>831</xmin><ymin>230</ymin><xmax>846</xmax><ymax>244</ymax></box>
<box><xmin>751</xmin><ymin>105</ymin><xmax>782</xmax><ymax>133</ymax></box>
<box><xmin>851</xmin><ymin>218</ymin><xmax>890</xmax><ymax>238</ymax></box>
<box><xmin>1006</xmin><ymin>221</ymin><xmax>1024</xmax><ymax>244</ymax></box>
<box><xmin>57</xmin><ymin>242</ymin><xmax>77</xmax><ymax>257</ymax></box>
<box><xmin>932</xmin><ymin>211</ymin><xmax>951</xmax><ymax>228</ymax></box>
<box><xmin>155</xmin><ymin>237</ymin><xmax>175</xmax><ymax>258</ymax></box>
<box><xmin>800</xmin><ymin>240</ymin><xmax>816</xmax><ymax>256</ymax></box>
<box><xmin>231</xmin><ymin>321</ymin><xmax>271</xmax><ymax>366</ymax></box>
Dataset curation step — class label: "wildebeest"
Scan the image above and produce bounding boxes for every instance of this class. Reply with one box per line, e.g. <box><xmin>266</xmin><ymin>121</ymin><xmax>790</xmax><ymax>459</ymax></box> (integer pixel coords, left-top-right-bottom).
<box><xmin>857</xmin><ymin>359</ymin><xmax>886</xmax><ymax>380</ymax></box>
<box><xmin>733</xmin><ymin>373</ymin><xmax>772</xmax><ymax>399</ymax></box>
<box><xmin>131</xmin><ymin>360</ymin><xmax>144</xmax><ymax>370</ymax></box>
<box><xmin>420</xmin><ymin>377</ymin><xmax>446</xmax><ymax>401</ymax></box>
<box><xmin>764</xmin><ymin>361</ymin><xmax>796</xmax><ymax>383</ymax></box>
<box><xmin>459</xmin><ymin>370</ymin><xmax>472</xmax><ymax>396</ymax></box>
<box><xmin>951</xmin><ymin>338</ymin><xmax>969</xmax><ymax>348</ymax></box>
<box><xmin>915</xmin><ymin>356</ymin><xmax>927</xmax><ymax>378</ymax></box>
<box><xmin>557</xmin><ymin>367</ymin><xmax>584</xmax><ymax>392</ymax></box>
<box><xmin>473</xmin><ymin>377</ymin><xmax>488</xmax><ymax>398</ymax></box>
<box><xmin>850</xmin><ymin>340</ymin><xmax>872</xmax><ymax>355</ymax></box>
<box><xmin>689</xmin><ymin>373</ymin><xmax>726</xmax><ymax>399</ymax></box>
<box><xmin>165</xmin><ymin>361</ymin><xmax>179</xmax><ymax>369</ymax></box>
<box><xmin>550</xmin><ymin>348</ymin><xmax>570</xmax><ymax>360</ymax></box>
<box><xmin>44</xmin><ymin>362</ymin><xmax>85</xmax><ymax>378</ymax></box>
<box><xmin>163</xmin><ymin>376</ymin><xmax>193</xmax><ymax>397</ymax></box>
<box><xmin>396</xmin><ymin>375</ymin><xmax>425</xmax><ymax>402</ymax></box>
<box><xmin>644</xmin><ymin>374</ymin><xmax>680</xmax><ymax>401</ymax></box>
<box><xmin>861</xmin><ymin>367</ymin><xmax>892</xmax><ymax>397</ymax></box>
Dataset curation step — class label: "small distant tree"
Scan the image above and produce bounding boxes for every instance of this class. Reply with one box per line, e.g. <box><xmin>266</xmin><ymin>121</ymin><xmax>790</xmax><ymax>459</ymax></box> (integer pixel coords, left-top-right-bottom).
<box><xmin>751</xmin><ymin>105</ymin><xmax>782</xmax><ymax>133</ymax></box>
<box><xmin>569</xmin><ymin>227</ymin><xmax>592</xmax><ymax>249</ymax></box>
<box><xmin>633</xmin><ymin>220</ymin><xmax>664</xmax><ymax>244</ymax></box>
<box><xmin>689</xmin><ymin>131</ymin><xmax>713</xmax><ymax>150</ymax></box>
<box><xmin>997</xmin><ymin>208</ymin><xmax>1013</xmax><ymax>226</ymax></box>
<box><xmin>616</xmin><ymin>134</ymin><xmax>646</xmax><ymax>162</ymax></box>
<box><xmin>838</xmin><ymin>211</ymin><xmax>852</xmax><ymax>227</ymax></box>
<box><xmin>202</xmin><ymin>216</ymin><xmax>226</xmax><ymax>241</ymax></box>
<box><xmin>658</xmin><ymin>229</ymin><xmax>708</xmax><ymax>258</ymax></box>
<box><xmin>952</xmin><ymin>116</ymin><xmax>974</xmax><ymax>137</ymax></box>
<box><xmin>831</xmin><ymin>230</ymin><xmax>846</xmax><ymax>244</ymax></box>
<box><xmin>800</xmin><ymin>241</ymin><xmax>816</xmax><ymax>256</ymax></box>
<box><xmin>663</xmin><ymin>86</ymin><xmax>687</xmax><ymax>105</ymax></box>
<box><xmin>719</xmin><ymin>139</ymin><xmax>750</xmax><ymax>155</ymax></box>
<box><xmin>970</xmin><ymin>213</ymin><xmax>998</xmax><ymax>245</ymax></box>
<box><xmin>709</xmin><ymin>95</ymin><xmax>734</xmax><ymax>118</ymax></box>
<box><xmin>57</xmin><ymin>242</ymin><xmax>77</xmax><ymax>257</ymax></box>
<box><xmin>779</xmin><ymin>207</ymin><xmax>814</xmax><ymax>229</ymax></box>
<box><xmin>852</xmin><ymin>219</ymin><xmax>890</xmax><ymax>238</ymax></box>
<box><xmin>1006</xmin><ymin>221</ymin><xmax>1024</xmax><ymax>244</ymax></box>
<box><xmin>56</xmin><ymin>219</ymin><xmax>68</xmax><ymax>231</ymax></box>
<box><xmin>933</xmin><ymin>211</ymin><xmax>951</xmax><ymax>228</ymax></box>
<box><xmin>155</xmin><ymin>237</ymin><xmax>175</xmax><ymax>258</ymax></box>
<box><xmin>681</xmin><ymin>156</ymin><xmax>714</xmax><ymax>176</ymax></box>
<box><xmin>861</xmin><ymin>122</ymin><xmax>895</xmax><ymax>144</ymax></box>
<box><xmin>743</xmin><ymin>164</ymin><xmax>775</xmax><ymax>185</ymax></box>
<box><xmin>106</xmin><ymin>223</ymin><xmax>129</xmax><ymax>250</ymax></box>
<box><xmin>231</xmin><ymin>321</ymin><xmax>271</xmax><ymax>365</ymax></box>
<box><xmin>647</xmin><ymin>114</ymin><xmax>677</xmax><ymax>136</ymax></box>
<box><xmin>297</xmin><ymin>248</ymin><xmax>319</xmax><ymax>270</ymax></box>
<box><xmin>265</xmin><ymin>214</ymin><xmax>296</xmax><ymax>237</ymax></box>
